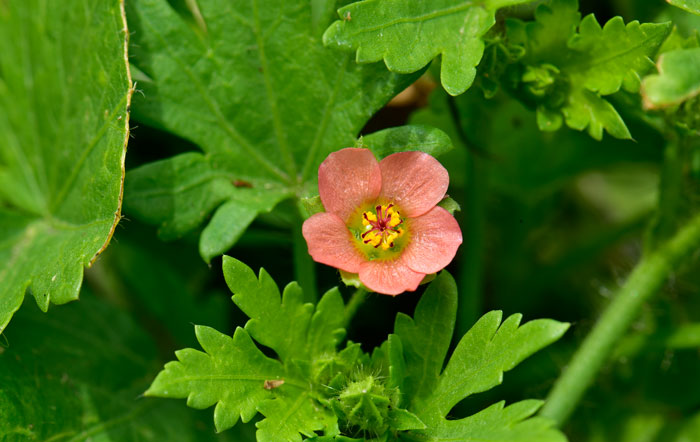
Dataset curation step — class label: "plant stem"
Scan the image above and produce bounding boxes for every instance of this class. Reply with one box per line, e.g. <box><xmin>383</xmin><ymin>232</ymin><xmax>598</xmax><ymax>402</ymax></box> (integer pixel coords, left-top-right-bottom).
<box><xmin>344</xmin><ymin>288</ymin><xmax>368</xmax><ymax>328</ymax></box>
<box><xmin>540</xmin><ymin>210</ymin><xmax>700</xmax><ymax>426</ymax></box>
<box><xmin>645</xmin><ymin>137</ymin><xmax>684</xmax><ymax>250</ymax></box>
<box><xmin>458</xmin><ymin>150</ymin><xmax>486</xmax><ymax>335</ymax></box>
<box><xmin>293</xmin><ymin>217</ymin><xmax>318</xmax><ymax>303</ymax></box>
<box><xmin>446</xmin><ymin>94</ymin><xmax>487</xmax><ymax>333</ymax></box>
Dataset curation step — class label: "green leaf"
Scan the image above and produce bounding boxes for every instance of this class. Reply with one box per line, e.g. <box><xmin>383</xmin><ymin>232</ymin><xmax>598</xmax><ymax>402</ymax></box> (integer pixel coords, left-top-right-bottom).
<box><xmin>359</xmin><ymin>125</ymin><xmax>453</xmax><ymax>159</ymax></box>
<box><xmin>388</xmin><ymin>408</ymin><xmax>426</xmax><ymax>431</ymax></box>
<box><xmin>505</xmin><ymin>0</ymin><xmax>671</xmax><ymax>139</ymax></box>
<box><xmin>299</xmin><ymin>195</ymin><xmax>326</xmax><ymax>219</ymax></box>
<box><xmin>125</xmin><ymin>0</ymin><xmax>413</xmax><ymax>260</ymax></box>
<box><xmin>424</xmin><ymin>311</ymin><xmax>570</xmax><ymax>419</ymax></box>
<box><xmin>146</xmin><ymin>325</ymin><xmax>284</xmax><ymax>432</ymax></box>
<box><xmin>566</xmin><ymin>15</ymin><xmax>670</xmax><ymax>96</ymax></box>
<box><xmin>0</xmin><ymin>0</ymin><xmax>131</xmax><ymax>332</ymax></box>
<box><xmin>257</xmin><ymin>394</ymin><xmax>337</xmax><ymax>442</ymax></box>
<box><xmin>0</xmin><ymin>293</ymin><xmax>240</xmax><ymax>441</ymax></box>
<box><xmin>395</xmin><ymin>287</ymin><xmax>569</xmax><ymax>441</ymax></box>
<box><xmin>437</xmin><ymin>196</ymin><xmax>461</xmax><ymax>215</ymax></box>
<box><xmin>124</xmin><ymin>153</ymin><xmax>292</xmax><ymax>263</ymax></box>
<box><xmin>394</xmin><ymin>271</ymin><xmax>458</xmax><ymax>409</ymax></box>
<box><xmin>562</xmin><ymin>89</ymin><xmax>631</xmax><ymax>141</ymax></box>
<box><xmin>411</xmin><ymin>86</ymin><xmax>664</xmax><ymax>197</ymax></box>
<box><xmin>410</xmin><ymin>400</ymin><xmax>566</xmax><ymax>442</ymax></box>
<box><xmin>642</xmin><ymin>48</ymin><xmax>700</xmax><ymax>108</ymax></box>
<box><xmin>308</xmin><ymin>288</ymin><xmax>347</xmax><ymax>359</ymax></box>
<box><xmin>150</xmin><ymin>257</ymin><xmax>351</xmax><ymax>438</ymax></box>
<box><xmin>222</xmin><ymin>256</ymin><xmax>314</xmax><ymax>361</ymax></box>
<box><xmin>323</xmin><ymin>0</ymin><xmax>535</xmax><ymax>96</ymax></box>
<box><xmin>668</xmin><ymin>0</ymin><xmax>700</xmax><ymax>15</ymax></box>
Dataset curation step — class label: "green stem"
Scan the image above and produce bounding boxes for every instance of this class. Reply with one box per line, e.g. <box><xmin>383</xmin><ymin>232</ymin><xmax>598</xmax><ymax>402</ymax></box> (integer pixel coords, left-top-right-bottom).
<box><xmin>293</xmin><ymin>217</ymin><xmax>318</xmax><ymax>303</ymax></box>
<box><xmin>446</xmin><ymin>94</ymin><xmax>487</xmax><ymax>333</ymax></box>
<box><xmin>645</xmin><ymin>137</ymin><xmax>684</xmax><ymax>251</ymax></box>
<box><xmin>540</xmin><ymin>210</ymin><xmax>700</xmax><ymax>426</ymax></box>
<box><xmin>458</xmin><ymin>150</ymin><xmax>486</xmax><ymax>334</ymax></box>
<box><xmin>344</xmin><ymin>288</ymin><xmax>368</xmax><ymax>329</ymax></box>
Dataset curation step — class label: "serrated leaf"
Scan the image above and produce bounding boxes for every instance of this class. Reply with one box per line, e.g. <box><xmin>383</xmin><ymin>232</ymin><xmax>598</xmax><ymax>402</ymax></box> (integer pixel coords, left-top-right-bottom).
<box><xmin>668</xmin><ymin>0</ymin><xmax>700</xmax><ymax>15</ymax></box>
<box><xmin>257</xmin><ymin>394</ymin><xmax>337</xmax><ymax>442</ymax></box>
<box><xmin>414</xmin><ymin>400</ymin><xmax>566</xmax><ymax>442</ymax></box>
<box><xmin>358</xmin><ymin>125</ymin><xmax>453</xmax><ymax>159</ymax></box>
<box><xmin>0</xmin><ymin>293</ymin><xmax>238</xmax><ymax>441</ymax></box>
<box><xmin>425</xmin><ymin>311</ymin><xmax>570</xmax><ymax>418</ymax></box>
<box><xmin>567</xmin><ymin>15</ymin><xmax>671</xmax><ymax>95</ymax></box>
<box><xmin>562</xmin><ymin>88</ymin><xmax>631</xmax><ymax>140</ymax></box>
<box><xmin>393</xmin><ymin>276</ymin><xmax>569</xmax><ymax>441</ymax></box>
<box><xmin>124</xmin><ymin>0</ymin><xmax>413</xmax><ymax>260</ymax></box>
<box><xmin>506</xmin><ymin>0</ymin><xmax>671</xmax><ymax>139</ymax></box>
<box><xmin>222</xmin><ymin>256</ymin><xmax>314</xmax><ymax>361</ymax></box>
<box><xmin>152</xmin><ymin>257</ymin><xmax>352</xmax><ymax>438</ymax></box>
<box><xmin>146</xmin><ymin>325</ymin><xmax>284</xmax><ymax>432</ymax></box>
<box><xmin>323</xmin><ymin>0</ymin><xmax>534</xmax><ymax>96</ymax></box>
<box><xmin>0</xmin><ymin>0</ymin><xmax>131</xmax><ymax>332</ymax></box>
<box><xmin>642</xmin><ymin>48</ymin><xmax>700</xmax><ymax>108</ymax></box>
<box><xmin>394</xmin><ymin>271</ymin><xmax>458</xmax><ymax>409</ymax></box>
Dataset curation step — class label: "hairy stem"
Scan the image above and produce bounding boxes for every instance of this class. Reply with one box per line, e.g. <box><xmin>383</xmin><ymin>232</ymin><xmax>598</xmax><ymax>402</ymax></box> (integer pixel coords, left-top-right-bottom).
<box><xmin>540</xmin><ymin>210</ymin><xmax>700</xmax><ymax>426</ymax></box>
<box><xmin>293</xmin><ymin>217</ymin><xmax>318</xmax><ymax>303</ymax></box>
<box><xmin>344</xmin><ymin>288</ymin><xmax>368</xmax><ymax>328</ymax></box>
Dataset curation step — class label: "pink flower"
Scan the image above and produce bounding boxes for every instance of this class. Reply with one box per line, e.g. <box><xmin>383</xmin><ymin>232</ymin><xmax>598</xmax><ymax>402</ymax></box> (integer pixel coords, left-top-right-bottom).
<box><xmin>302</xmin><ymin>148</ymin><xmax>462</xmax><ymax>295</ymax></box>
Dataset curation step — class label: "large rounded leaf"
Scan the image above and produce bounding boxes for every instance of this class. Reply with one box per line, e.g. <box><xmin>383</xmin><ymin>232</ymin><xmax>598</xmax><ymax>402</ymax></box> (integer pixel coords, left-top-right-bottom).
<box><xmin>0</xmin><ymin>0</ymin><xmax>132</xmax><ymax>332</ymax></box>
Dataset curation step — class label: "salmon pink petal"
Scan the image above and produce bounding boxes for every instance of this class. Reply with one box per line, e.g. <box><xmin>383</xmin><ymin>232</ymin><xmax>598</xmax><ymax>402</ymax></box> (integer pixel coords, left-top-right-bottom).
<box><xmin>359</xmin><ymin>259</ymin><xmax>425</xmax><ymax>296</ymax></box>
<box><xmin>379</xmin><ymin>151</ymin><xmax>449</xmax><ymax>217</ymax></box>
<box><xmin>403</xmin><ymin>206</ymin><xmax>462</xmax><ymax>274</ymax></box>
<box><xmin>319</xmin><ymin>148</ymin><xmax>382</xmax><ymax>222</ymax></box>
<box><xmin>302</xmin><ymin>212</ymin><xmax>365</xmax><ymax>273</ymax></box>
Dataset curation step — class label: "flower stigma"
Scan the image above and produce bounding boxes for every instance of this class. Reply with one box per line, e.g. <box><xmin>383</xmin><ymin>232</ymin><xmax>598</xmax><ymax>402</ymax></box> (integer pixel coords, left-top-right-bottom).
<box><xmin>361</xmin><ymin>203</ymin><xmax>404</xmax><ymax>250</ymax></box>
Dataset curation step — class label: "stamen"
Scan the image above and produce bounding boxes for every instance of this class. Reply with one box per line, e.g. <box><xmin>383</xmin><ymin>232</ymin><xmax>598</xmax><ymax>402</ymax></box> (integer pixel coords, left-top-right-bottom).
<box><xmin>360</xmin><ymin>203</ymin><xmax>405</xmax><ymax>250</ymax></box>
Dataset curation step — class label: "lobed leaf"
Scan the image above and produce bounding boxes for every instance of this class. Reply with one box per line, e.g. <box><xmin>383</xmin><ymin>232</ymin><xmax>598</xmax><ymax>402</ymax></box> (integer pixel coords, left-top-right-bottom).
<box><xmin>410</xmin><ymin>400</ymin><xmax>566</xmax><ymax>442</ymax></box>
<box><xmin>125</xmin><ymin>0</ymin><xmax>414</xmax><ymax>261</ymax></box>
<box><xmin>150</xmin><ymin>257</ymin><xmax>352</xmax><ymax>439</ymax></box>
<box><xmin>0</xmin><ymin>0</ymin><xmax>131</xmax><ymax>332</ymax></box>
<box><xmin>392</xmin><ymin>275</ymin><xmax>570</xmax><ymax>441</ymax></box>
<box><xmin>426</xmin><ymin>311</ymin><xmax>570</xmax><ymax>419</ymax></box>
<box><xmin>323</xmin><ymin>0</ymin><xmax>535</xmax><ymax>96</ymax></box>
<box><xmin>394</xmin><ymin>271</ymin><xmax>458</xmax><ymax>409</ymax></box>
<box><xmin>222</xmin><ymin>256</ymin><xmax>315</xmax><ymax>361</ymax></box>
<box><xmin>505</xmin><ymin>0</ymin><xmax>671</xmax><ymax>140</ymax></box>
<box><xmin>642</xmin><ymin>48</ymin><xmax>700</xmax><ymax>108</ymax></box>
<box><xmin>256</xmin><ymin>394</ymin><xmax>338</xmax><ymax>442</ymax></box>
<box><xmin>146</xmin><ymin>325</ymin><xmax>284</xmax><ymax>432</ymax></box>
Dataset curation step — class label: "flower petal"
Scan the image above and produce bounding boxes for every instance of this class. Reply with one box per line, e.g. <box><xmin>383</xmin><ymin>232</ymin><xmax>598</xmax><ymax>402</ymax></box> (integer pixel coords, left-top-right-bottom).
<box><xmin>403</xmin><ymin>206</ymin><xmax>462</xmax><ymax>274</ymax></box>
<box><xmin>379</xmin><ymin>151</ymin><xmax>449</xmax><ymax>217</ymax></box>
<box><xmin>319</xmin><ymin>148</ymin><xmax>382</xmax><ymax>222</ymax></box>
<box><xmin>359</xmin><ymin>259</ymin><xmax>425</xmax><ymax>296</ymax></box>
<box><xmin>302</xmin><ymin>212</ymin><xmax>365</xmax><ymax>273</ymax></box>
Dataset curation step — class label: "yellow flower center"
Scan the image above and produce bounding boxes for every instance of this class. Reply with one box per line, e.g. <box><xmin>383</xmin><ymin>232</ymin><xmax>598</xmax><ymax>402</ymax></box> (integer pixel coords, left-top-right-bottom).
<box><xmin>360</xmin><ymin>203</ymin><xmax>404</xmax><ymax>250</ymax></box>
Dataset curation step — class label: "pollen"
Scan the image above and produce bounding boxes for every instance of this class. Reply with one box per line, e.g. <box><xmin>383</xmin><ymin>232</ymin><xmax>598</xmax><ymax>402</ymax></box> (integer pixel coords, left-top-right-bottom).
<box><xmin>361</xmin><ymin>203</ymin><xmax>404</xmax><ymax>250</ymax></box>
